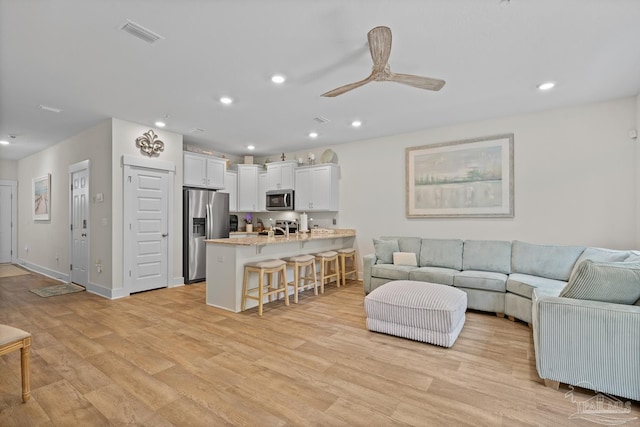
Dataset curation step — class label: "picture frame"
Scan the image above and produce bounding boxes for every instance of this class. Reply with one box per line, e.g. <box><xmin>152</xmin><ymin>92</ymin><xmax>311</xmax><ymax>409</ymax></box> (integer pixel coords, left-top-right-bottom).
<box><xmin>406</xmin><ymin>134</ymin><xmax>514</xmax><ymax>218</ymax></box>
<box><xmin>33</xmin><ymin>174</ymin><xmax>51</xmax><ymax>221</ymax></box>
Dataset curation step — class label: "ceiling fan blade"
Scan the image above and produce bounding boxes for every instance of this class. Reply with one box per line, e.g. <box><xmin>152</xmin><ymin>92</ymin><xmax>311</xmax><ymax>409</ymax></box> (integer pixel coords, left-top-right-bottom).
<box><xmin>321</xmin><ymin>74</ymin><xmax>374</xmax><ymax>97</ymax></box>
<box><xmin>387</xmin><ymin>72</ymin><xmax>446</xmax><ymax>91</ymax></box>
<box><xmin>367</xmin><ymin>26</ymin><xmax>392</xmax><ymax>67</ymax></box>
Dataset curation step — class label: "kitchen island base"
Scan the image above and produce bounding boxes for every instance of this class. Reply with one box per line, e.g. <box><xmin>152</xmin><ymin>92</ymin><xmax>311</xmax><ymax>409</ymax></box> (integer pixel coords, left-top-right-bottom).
<box><xmin>206</xmin><ymin>231</ymin><xmax>356</xmax><ymax>313</ymax></box>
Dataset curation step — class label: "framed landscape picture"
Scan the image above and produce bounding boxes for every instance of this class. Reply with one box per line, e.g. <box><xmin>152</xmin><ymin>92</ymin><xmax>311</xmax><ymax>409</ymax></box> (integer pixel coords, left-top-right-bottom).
<box><xmin>33</xmin><ymin>174</ymin><xmax>51</xmax><ymax>221</ymax></box>
<box><xmin>406</xmin><ymin>134</ymin><xmax>514</xmax><ymax>218</ymax></box>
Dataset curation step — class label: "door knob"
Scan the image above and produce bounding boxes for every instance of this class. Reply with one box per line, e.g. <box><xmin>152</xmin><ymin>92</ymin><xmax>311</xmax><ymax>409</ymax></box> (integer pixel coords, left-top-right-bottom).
<box><xmin>162</xmin><ymin>233</ymin><xmax>168</xmax><ymax>237</ymax></box>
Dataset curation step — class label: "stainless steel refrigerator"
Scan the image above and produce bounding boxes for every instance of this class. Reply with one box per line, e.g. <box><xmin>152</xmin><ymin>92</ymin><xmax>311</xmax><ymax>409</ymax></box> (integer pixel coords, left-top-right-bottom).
<box><xmin>183</xmin><ymin>189</ymin><xmax>229</xmax><ymax>284</ymax></box>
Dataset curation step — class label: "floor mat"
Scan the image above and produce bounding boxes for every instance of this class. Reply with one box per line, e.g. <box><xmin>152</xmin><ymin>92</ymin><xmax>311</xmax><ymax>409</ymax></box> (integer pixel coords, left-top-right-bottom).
<box><xmin>30</xmin><ymin>283</ymin><xmax>85</xmax><ymax>297</ymax></box>
<box><xmin>0</xmin><ymin>264</ymin><xmax>31</xmax><ymax>278</ymax></box>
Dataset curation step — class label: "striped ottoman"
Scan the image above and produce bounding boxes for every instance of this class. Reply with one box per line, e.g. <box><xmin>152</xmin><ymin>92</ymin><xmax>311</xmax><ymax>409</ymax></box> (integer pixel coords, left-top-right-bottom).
<box><xmin>365</xmin><ymin>280</ymin><xmax>467</xmax><ymax>347</ymax></box>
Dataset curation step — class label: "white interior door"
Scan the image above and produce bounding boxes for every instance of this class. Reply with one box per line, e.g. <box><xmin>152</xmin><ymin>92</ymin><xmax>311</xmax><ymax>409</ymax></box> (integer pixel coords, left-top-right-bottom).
<box><xmin>125</xmin><ymin>167</ymin><xmax>169</xmax><ymax>293</ymax></box>
<box><xmin>0</xmin><ymin>184</ymin><xmax>13</xmax><ymax>263</ymax></box>
<box><xmin>70</xmin><ymin>168</ymin><xmax>89</xmax><ymax>286</ymax></box>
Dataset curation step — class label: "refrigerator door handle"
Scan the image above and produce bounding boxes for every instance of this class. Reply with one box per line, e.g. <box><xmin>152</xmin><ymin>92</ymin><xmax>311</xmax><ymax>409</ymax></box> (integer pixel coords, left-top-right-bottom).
<box><xmin>205</xmin><ymin>203</ymin><xmax>210</xmax><ymax>239</ymax></box>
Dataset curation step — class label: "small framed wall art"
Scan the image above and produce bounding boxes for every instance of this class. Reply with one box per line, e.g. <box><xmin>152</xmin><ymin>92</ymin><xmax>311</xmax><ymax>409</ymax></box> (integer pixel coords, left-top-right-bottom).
<box><xmin>33</xmin><ymin>173</ymin><xmax>51</xmax><ymax>221</ymax></box>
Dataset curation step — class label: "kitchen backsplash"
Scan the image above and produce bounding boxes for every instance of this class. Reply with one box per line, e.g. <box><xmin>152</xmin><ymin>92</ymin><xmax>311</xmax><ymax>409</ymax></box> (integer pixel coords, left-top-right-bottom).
<box><xmin>237</xmin><ymin>211</ymin><xmax>337</xmax><ymax>230</ymax></box>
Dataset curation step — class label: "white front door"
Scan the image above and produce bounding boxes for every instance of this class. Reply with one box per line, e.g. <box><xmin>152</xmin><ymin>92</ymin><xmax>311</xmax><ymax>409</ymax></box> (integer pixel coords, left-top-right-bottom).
<box><xmin>0</xmin><ymin>184</ymin><xmax>13</xmax><ymax>263</ymax></box>
<box><xmin>70</xmin><ymin>168</ymin><xmax>89</xmax><ymax>286</ymax></box>
<box><xmin>125</xmin><ymin>167</ymin><xmax>169</xmax><ymax>293</ymax></box>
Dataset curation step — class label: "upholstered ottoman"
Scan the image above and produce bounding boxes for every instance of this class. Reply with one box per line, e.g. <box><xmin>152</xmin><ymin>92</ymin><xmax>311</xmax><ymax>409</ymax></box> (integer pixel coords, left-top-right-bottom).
<box><xmin>364</xmin><ymin>280</ymin><xmax>467</xmax><ymax>347</ymax></box>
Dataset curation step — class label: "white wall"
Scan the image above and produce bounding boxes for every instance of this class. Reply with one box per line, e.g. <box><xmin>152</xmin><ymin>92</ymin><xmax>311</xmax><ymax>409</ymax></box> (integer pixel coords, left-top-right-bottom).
<box><xmin>323</xmin><ymin>97</ymin><xmax>638</xmax><ymax>262</ymax></box>
<box><xmin>0</xmin><ymin>159</ymin><xmax>18</xmax><ymax>180</ymax></box>
<box><xmin>636</xmin><ymin>93</ymin><xmax>640</xmax><ymax>247</ymax></box>
<box><xmin>17</xmin><ymin>120</ymin><xmax>113</xmax><ymax>286</ymax></box>
<box><xmin>110</xmin><ymin>119</ymin><xmax>184</xmax><ymax>292</ymax></box>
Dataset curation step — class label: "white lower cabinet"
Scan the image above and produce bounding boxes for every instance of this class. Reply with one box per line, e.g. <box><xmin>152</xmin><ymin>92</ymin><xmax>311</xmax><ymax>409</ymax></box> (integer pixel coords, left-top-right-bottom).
<box><xmin>294</xmin><ymin>164</ymin><xmax>339</xmax><ymax>211</ymax></box>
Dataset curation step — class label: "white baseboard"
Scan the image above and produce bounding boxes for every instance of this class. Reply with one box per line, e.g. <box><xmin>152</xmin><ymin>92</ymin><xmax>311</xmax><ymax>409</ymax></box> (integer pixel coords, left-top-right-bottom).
<box><xmin>169</xmin><ymin>276</ymin><xmax>185</xmax><ymax>288</ymax></box>
<box><xmin>17</xmin><ymin>259</ymin><xmax>69</xmax><ymax>283</ymax></box>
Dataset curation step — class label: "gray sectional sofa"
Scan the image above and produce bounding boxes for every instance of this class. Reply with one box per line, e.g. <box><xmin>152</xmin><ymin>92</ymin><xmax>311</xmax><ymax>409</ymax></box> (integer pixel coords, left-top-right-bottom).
<box><xmin>363</xmin><ymin>237</ymin><xmax>640</xmax><ymax>401</ymax></box>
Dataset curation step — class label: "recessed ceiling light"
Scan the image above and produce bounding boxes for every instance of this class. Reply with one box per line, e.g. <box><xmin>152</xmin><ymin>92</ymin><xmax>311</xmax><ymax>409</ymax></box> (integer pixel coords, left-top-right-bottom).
<box><xmin>351</xmin><ymin>120</ymin><xmax>362</xmax><ymax>128</ymax></box>
<box><xmin>537</xmin><ymin>81</ymin><xmax>556</xmax><ymax>91</ymax></box>
<box><xmin>0</xmin><ymin>140</ymin><xmax>9</xmax><ymax>145</ymax></box>
<box><xmin>247</xmin><ymin>145</ymin><xmax>255</xmax><ymax>150</ymax></box>
<box><xmin>309</xmin><ymin>132</ymin><xmax>318</xmax><ymax>139</ymax></box>
<box><xmin>155</xmin><ymin>121</ymin><xmax>166</xmax><ymax>128</ymax></box>
<box><xmin>220</xmin><ymin>96</ymin><xmax>233</xmax><ymax>105</ymax></box>
<box><xmin>271</xmin><ymin>74</ymin><xmax>286</xmax><ymax>84</ymax></box>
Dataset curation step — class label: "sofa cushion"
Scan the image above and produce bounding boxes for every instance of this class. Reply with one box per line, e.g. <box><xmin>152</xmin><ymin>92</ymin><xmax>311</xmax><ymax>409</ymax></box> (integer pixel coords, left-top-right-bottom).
<box><xmin>381</xmin><ymin>236</ymin><xmax>422</xmax><ymax>263</ymax></box>
<box><xmin>409</xmin><ymin>267</ymin><xmax>457</xmax><ymax>286</ymax></box>
<box><xmin>419</xmin><ymin>239</ymin><xmax>463</xmax><ymax>270</ymax></box>
<box><xmin>511</xmin><ymin>240</ymin><xmax>585</xmax><ymax>281</ymax></box>
<box><xmin>373</xmin><ymin>238</ymin><xmax>399</xmax><ymax>264</ymax></box>
<box><xmin>462</xmin><ymin>240</ymin><xmax>511</xmax><ymax>274</ymax></box>
<box><xmin>454</xmin><ymin>270</ymin><xmax>508</xmax><ymax>292</ymax></box>
<box><xmin>568</xmin><ymin>247</ymin><xmax>632</xmax><ymax>281</ymax></box>
<box><xmin>506</xmin><ymin>273</ymin><xmax>567</xmax><ymax>299</ymax></box>
<box><xmin>371</xmin><ymin>264</ymin><xmax>416</xmax><ymax>281</ymax></box>
<box><xmin>624</xmin><ymin>253</ymin><xmax>640</xmax><ymax>263</ymax></box>
<box><xmin>560</xmin><ymin>260</ymin><xmax>640</xmax><ymax>305</ymax></box>
<box><xmin>393</xmin><ymin>252</ymin><xmax>418</xmax><ymax>267</ymax></box>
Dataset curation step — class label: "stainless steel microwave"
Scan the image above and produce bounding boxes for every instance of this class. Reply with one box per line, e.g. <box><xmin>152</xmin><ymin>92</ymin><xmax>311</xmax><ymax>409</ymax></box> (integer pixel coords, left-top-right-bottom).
<box><xmin>266</xmin><ymin>190</ymin><xmax>294</xmax><ymax>211</ymax></box>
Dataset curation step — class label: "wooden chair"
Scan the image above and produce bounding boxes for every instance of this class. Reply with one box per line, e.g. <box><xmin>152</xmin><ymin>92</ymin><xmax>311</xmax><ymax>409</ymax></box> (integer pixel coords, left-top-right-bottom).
<box><xmin>315</xmin><ymin>251</ymin><xmax>340</xmax><ymax>293</ymax></box>
<box><xmin>284</xmin><ymin>254</ymin><xmax>318</xmax><ymax>303</ymax></box>
<box><xmin>0</xmin><ymin>325</ymin><xmax>32</xmax><ymax>402</ymax></box>
<box><xmin>241</xmin><ymin>259</ymin><xmax>289</xmax><ymax>316</ymax></box>
<box><xmin>338</xmin><ymin>248</ymin><xmax>357</xmax><ymax>287</ymax></box>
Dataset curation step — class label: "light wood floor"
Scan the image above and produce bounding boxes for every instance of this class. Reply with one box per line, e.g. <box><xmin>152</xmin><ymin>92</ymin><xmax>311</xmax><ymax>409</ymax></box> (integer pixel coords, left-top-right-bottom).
<box><xmin>1</xmin><ymin>271</ymin><xmax>639</xmax><ymax>426</ymax></box>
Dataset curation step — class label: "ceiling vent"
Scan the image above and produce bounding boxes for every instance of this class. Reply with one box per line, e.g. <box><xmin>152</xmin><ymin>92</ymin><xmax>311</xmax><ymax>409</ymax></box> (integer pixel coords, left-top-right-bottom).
<box><xmin>120</xmin><ymin>20</ymin><xmax>164</xmax><ymax>44</ymax></box>
<box><xmin>313</xmin><ymin>116</ymin><xmax>330</xmax><ymax>124</ymax></box>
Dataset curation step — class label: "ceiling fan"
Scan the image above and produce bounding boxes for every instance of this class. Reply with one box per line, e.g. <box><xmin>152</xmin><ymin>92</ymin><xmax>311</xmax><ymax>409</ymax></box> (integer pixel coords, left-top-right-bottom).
<box><xmin>321</xmin><ymin>26</ymin><xmax>446</xmax><ymax>97</ymax></box>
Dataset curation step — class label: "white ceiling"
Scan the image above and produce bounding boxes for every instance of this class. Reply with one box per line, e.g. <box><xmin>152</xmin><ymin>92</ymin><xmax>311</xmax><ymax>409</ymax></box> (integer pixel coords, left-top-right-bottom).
<box><xmin>1</xmin><ymin>0</ymin><xmax>640</xmax><ymax>161</ymax></box>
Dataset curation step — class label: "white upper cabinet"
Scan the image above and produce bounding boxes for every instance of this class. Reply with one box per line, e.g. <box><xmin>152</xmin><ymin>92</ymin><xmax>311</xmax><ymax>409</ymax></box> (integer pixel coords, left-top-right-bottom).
<box><xmin>266</xmin><ymin>160</ymin><xmax>297</xmax><ymax>191</ymax></box>
<box><xmin>258</xmin><ymin>171</ymin><xmax>268</xmax><ymax>212</ymax></box>
<box><xmin>183</xmin><ymin>153</ymin><xmax>226</xmax><ymax>189</ymax></box>
<box><xmin>221</xmin><ymin>170</ymin><xmax>238</xmax><ymax>212</ymax></box>
<box><xmin>237</xmin><ymin>164</ymin><xmax>262</xmax><ymax>212</ymax></box>
<box><xmin>294</xmin><ymin>164</ymin><xmax>339</xmax><ymax>211</ymax></box>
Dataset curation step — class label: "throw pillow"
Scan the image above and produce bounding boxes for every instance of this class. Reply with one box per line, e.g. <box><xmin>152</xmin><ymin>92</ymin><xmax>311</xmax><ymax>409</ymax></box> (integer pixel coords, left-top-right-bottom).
<box><xmin>560</xmin><ymin>260</ymin><xmax>640</xmax><ymax>304</ymax></box>
<box><xmin>373</xmin><ymin>238</ymin><xmax>399</xmax><ymax>264</ymax></box>
<box><xmin>393</xmin><ymin>252</ymin><xmax>418</xmax><ymax>267</ymax></box>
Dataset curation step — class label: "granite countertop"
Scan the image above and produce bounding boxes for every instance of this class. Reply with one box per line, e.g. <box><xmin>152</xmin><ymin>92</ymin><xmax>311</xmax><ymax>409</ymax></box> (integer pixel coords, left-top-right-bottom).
<box><xmin>207</xmin><ymin>229</ymin><xmax>356</xmax><ymax>246</ymax></box>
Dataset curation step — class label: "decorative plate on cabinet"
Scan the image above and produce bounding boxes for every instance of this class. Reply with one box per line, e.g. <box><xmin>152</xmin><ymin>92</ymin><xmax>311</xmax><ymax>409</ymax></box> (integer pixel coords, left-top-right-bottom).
<box><xmin>320</xmin><ymin>149</ymin><xmax>338</xmax><ymax>164</ymax></box>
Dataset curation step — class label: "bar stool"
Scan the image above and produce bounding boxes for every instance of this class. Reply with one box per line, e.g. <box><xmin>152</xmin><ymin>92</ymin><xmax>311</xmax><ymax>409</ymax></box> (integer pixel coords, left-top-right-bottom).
<box><xmin>315</xmin><ymin>251</ymin><xmax>340</xmax><ymax>293</ymax></box>
<box><xmin>241</xmin><ymin>259</ymin><xmax>289</xmax><ymax>316</ymax></box>
<box><xmin>338</xmin><ymin>248</ymin><xmax>357</xmax><ymax>287</ymax></box>
<box><xmin>0</xmin><ymin>325</ymin><xmax>32</xmax><ymax>402</ymax></box>
<box><xmin>284</xmin><ymin>254</ymin><xmax>318</xmax><ymax>303</ymax></box>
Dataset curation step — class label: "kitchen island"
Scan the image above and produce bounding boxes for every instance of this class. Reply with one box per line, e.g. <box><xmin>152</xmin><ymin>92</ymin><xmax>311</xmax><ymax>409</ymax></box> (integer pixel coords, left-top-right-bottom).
<box><xmin>205</xmin><ymin>229</ymin><xmax>356</xmax><ymax>312</ymax></box>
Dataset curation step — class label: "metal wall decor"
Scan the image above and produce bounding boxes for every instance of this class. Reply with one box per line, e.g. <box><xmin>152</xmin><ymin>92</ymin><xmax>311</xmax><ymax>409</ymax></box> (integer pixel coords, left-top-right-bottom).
<box><xmin>135</xmin><ymin>130</ymin><xmax>164</xmax><ymax>157</ymax></box>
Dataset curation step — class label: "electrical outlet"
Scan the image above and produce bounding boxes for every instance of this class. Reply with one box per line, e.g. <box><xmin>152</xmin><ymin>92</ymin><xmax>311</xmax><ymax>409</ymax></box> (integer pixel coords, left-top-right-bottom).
<box><xmin>333</xmin><ymin>218</ymin><xmax>337</xmax><ymax>225</ymax></box>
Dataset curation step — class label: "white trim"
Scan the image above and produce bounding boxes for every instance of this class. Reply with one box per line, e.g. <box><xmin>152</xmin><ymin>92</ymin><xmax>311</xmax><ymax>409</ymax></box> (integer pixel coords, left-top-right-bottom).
<box><xmin>0</xmin><ymin>179</ymin><xmax>18</xmax><ymax>263</ymax></box>
<box><xmin>85</xmin><ymin>282</ymin><xmax>129</xmax><ymax>300</ymax></box>
<box><xmin>169</xmin><ymin>277</ymin><xmax>185</xmax><ymax>288</ymax></box>
<box><xmin>122</xmin><ymin>154</ymin><xmax>175</xmax><ymax>172</ymax></box>
<box><xmin>68</xmin><ymin>160</ymin><xmax>90</xmax><ymax>287</ymax></box>
<box><xmin>17</xmin><ymin>259</ymin><xmax>69</xmax><ymax>283</ymax></box>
